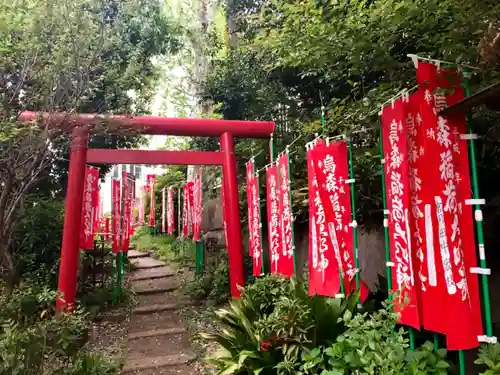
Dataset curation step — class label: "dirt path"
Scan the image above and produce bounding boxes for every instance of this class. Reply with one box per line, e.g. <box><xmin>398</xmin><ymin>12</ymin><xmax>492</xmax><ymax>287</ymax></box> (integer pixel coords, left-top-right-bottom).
<box><xmin>121</xmin><ymin>250</ymin><xmax>199</xmax><ymax>375</ymax></box>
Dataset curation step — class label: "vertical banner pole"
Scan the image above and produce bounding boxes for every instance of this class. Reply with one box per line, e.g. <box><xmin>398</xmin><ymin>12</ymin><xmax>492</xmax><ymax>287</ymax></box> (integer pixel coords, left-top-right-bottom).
<box><xmin>286</xmin><ymin>147</ymin><xmax>297</xmax><ymax>275</ymax></box>
<box><xmin>463</xmin><ymin>69</ymin><xmax>493</xmax><ymax>338</ymax></box>
<box><xmin>378</xmin><ymin>121</ymin><xmax>393</xmax><ymax>294</ymax></box>
<box><xmin>110</xmin><ymin>252</ymin><xmax>116</xmax><ymax>305</ymax></box>
<box><xmin>256</xmin><ymin>171</ymin><xmax>265</xmax><ymax>275</ymax></box>
<box><xmin>347</xmin><ymin>138</ymin><xmax>360</xmax><ymax>296</ymax></box>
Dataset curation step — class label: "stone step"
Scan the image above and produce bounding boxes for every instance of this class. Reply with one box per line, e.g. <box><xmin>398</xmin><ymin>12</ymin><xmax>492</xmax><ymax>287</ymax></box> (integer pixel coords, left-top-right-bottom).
<box><xmin>128</xmin><ymin>364</ymin><xmax>200</xmax><ymax>375</ymax></box>
<box><xmin>130</xmin><ymin>266</ymin><xmax>175</xmax><ymax>281</ymax></box>
<box><xmin>129</xmin><ymin>312</ymin><xmax>184</xmax><ymax>333</ymax></box>
<box><xmin>133</xmin><ymin>303</ymin><xmax>183</xmax><ymax>315</ymax></box>
<box><xmin>122</xmin><ymin>353</ymin><xmax>196</xmax><ymax>374</ymax></box>
<box><xmin>128</xmin><ymin>250</ymin><xmax>149</xmax><ymax>259</ymax></box>
<box><xmin>133</xmin><ymin>257</ymin><xmax>166</xmax><ymax>269</ymax></box>
<box><xmin>132</xmin><ymin>278</ymin><xmax>180</xmax><ymax>295</ymax></box>
<box><xmin>137</xmin><ymin>291</ymin><xmax>186</xmax><ymax>306</ymax></box>
<box><xmin>127</xmin><ymin>332</ymin><xmax>193</xmax><ymax>359</ymax></box>
<box><xmin>128</xmin><ymin>327</ymin><xmax>186</xmax><ymax>340</ymax></box>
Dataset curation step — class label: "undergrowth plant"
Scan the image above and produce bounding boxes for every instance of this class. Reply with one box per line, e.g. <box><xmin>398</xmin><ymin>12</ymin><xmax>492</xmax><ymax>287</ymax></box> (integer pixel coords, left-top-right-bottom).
<box><xmin>475</xmin><ymin>343</ymin><xmax>500</xmax><ymax>375</ymax></box>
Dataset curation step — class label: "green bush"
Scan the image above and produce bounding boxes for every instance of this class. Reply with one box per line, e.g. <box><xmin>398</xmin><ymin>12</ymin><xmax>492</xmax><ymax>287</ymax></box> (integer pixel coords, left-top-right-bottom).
<box><xmin>475</xmin><ymin>343</ymin><xmax>500</xmax><ymax>375</ymax></box>
<box><xmin>53</xmin><ymin>352</ymin><xmax>120</xmax><ymax>375</ymax></box>
<box><xmin>184</xmin><ymin>254</ymin><xmax>230</xmax><ymax>304</ymax></box>
<box><xmin>299</xmin><ymin>303</ymin><xmax>449</xmax><ymax>375</ymax></box>
<box><xmin>0</xmin><ymin>284</ymin><xmax>90</xmax><ymax>374</ymax></box>
<box><xmin>202</xmin><ymin>276</ymin><xmax>358</xmax><ymax>374</ymax></box>
<box><xmin>10</xmin><ymin>197</ymin><xmax>65</xmax><ymax>288</ymax></box>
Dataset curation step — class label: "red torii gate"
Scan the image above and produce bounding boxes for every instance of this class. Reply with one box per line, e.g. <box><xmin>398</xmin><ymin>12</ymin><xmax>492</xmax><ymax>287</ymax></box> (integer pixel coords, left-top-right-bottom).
<box><xmin>20</xmin><ymin>112</ymin><xmax>275</xmax><ymax>310</ymax></box>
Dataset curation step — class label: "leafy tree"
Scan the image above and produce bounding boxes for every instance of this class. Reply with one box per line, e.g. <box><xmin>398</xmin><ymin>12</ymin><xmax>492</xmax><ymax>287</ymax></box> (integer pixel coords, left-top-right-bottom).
<box><xmin>0</xmin><ymin>0</ymin><xmax>180</xmax><ymax>290</ymax></box>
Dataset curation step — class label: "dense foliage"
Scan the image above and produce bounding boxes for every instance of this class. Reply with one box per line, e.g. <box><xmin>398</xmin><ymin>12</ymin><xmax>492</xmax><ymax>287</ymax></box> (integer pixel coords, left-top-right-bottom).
<box><xmin>203</xmin><ymin>276</ymin><xmax>452</xmax><ymax>375</ymax></box>
<box><xmin>201</xmin><ymin>0</ymin><xmax>500</xmax><ymax>244</ymax></box>
<box><xmin>0</xmin><ymin>284</ymin><xmax>120</xmax><ymax>374</ymax></box>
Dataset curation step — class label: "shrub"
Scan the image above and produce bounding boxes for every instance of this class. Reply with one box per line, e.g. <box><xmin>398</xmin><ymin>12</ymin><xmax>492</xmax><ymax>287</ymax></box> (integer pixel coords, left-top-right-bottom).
<box><xmin>475</xmin><ymin>343</ymin><xmax>500</xmax><ymax>375</ymax></box>
<box><xmin>202</xmin><ymin>276</ymin><xmax>358</xmax><ymax>374</ymax></box>
<box><xmin>0</xmin><ymin>284</ymin><xmax>90</xmax><ymax>375</ymax></box>
<box><xmin>299</xmin><ymin>303</ymin><xmax>450</xmax><ymax>375</ymax></box>
<box><xmin>184</xmin><ymin>255</ymin><xmax>230</xmax><ymax>304</ymax></box>
<box><xmin>10</xmin><ymin>197</ymin><xmax>65</xmax><ymax>288</ymax></box>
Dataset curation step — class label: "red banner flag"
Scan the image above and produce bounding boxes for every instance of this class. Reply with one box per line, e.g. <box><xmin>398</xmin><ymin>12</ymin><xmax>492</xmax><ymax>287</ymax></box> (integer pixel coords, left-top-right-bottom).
<box><xmin>104</xmin><ymin>217</ymin><xmax>110</xmax><ymax>241</ymax></box>
<box><xmin>188</xmin><ymin>181</ymin><xmax>195</xmax><ymax>235</ymax></box>
<box><xmin>147</xmin><ymin>174</ymin><xmax>156</xmax><ymax>228</ymax></box>
<box><xmin>251</xmin><ymin>171</ymin><xmax>263</xmax><ymax>276</ymax></box>
<box><xmin>121</xmin><ymin>171</ymin><xmax>131</xmax><ymax>251</ymax></box>
<box><xmin>381</xmin><ymin>97</ymin><xmax>420</xmax><ymax>330</ymax></box>
<box><xmin>183</xmin><ymin>183</ymin><xmax>189</xmax><ymax>237</ymax></box>
<box><xmin>277</xmin><ymin>153</ymin><xmax>295</xmax><ymax>278</ymax></box>
<box><xmin>307</xmin><ymin>142</ymin><xmax>340</xmax><ymax>297</ymax></box>
<box><xmin>162</xmin><ymin>188</ymin><xmax>166</xmax><ymax>234</ymax></box>
<box><xmin>246</xmin><ymin>161</ymin><xmax>255</xmax><ymax>256</ymax></box>
<box><xmin>112</xmin><ymin>179</ymin><xmax>121</xmax><ymax>253</ymax></box>
<box><xmin>139</xmin><ymin>186</ymin><xmax>146</xmax><ymax>225</ymax></box>
<box><xmin>313</xmin><ymin>141</ymin><xmax>368</xmax><ymax>301</ymax></box>
<box><xmin>80</xmin><ymin>167</ymin><xmax>99</xmax><ymax>249</ymax></box>
<box><xmin>167</xmin><ymin>187</ymin><xmax>175</xmax><ymax>234</ymax></box>
<box><xmin>129</xmin><ymin>176</ymin><xmax>135</xmax><ymax>237</ymax></box>
<box><xmin>193</xmin><ymin>168</ymin><xmax>203</xmax><ymax>241</ymax></box>
<box><xmin>266</xmin><ymin>165</ymin><xmax>282</xmax><ymax>274</ymax></box>
<box><xmin>415</xmin><ymin>62</ymin><xmax>482</xmax><ymax>350</ymax></box>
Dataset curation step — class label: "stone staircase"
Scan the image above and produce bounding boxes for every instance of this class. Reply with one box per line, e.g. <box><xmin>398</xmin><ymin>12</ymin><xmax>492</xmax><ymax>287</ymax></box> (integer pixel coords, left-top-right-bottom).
<box><xmin>122</xmin><ymin>251</ymin><xmax>198</xmax><ymax>375</ymax></box>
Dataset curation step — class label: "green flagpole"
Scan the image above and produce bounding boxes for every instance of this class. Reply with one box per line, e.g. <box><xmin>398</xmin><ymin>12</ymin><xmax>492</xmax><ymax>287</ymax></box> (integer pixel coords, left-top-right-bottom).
<box><xmin>286</xmin><ymin>147</ymin><xmax>297</xmax><ymax>275</ymax></box>
<box><xmin>378</xmin><ymin>119</ymin><xmax>393</xmax><ymax>295</ymax></box>
<box><xmin>111</xmin><ymin>252</ymin><xmax>117</xmax><ymax>305</ymax></box>
<box><xmin>463</xmin><ymin>68</ymin><xmax>493</xmax><ymax>339</ymax></box>
<box><xmin>347</xmin><ymin>137</ymin><xmax>360</xmax><ymax>299</ymax></box>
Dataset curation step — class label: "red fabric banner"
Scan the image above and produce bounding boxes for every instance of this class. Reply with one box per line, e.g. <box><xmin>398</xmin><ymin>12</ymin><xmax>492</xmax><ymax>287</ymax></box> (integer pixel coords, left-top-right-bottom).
<box><xmin>121</xmin><ymin>171</ymin><xmax>131</xmax><ymax>251</ymax></box>
<box><xmin>277</xmin><ymin>153</ymin><xmax>295</xmax><ymax>278</ymax></box>
<box><xmin>193</xmin><ymin>169</ymin><xmax>203</xmax><ymax>241</ymax></box>
<box><xmin>266</xmin><ymin>165</ymin><xmax>282</xmax><ymax>274</ymax></box>
<box><xmin>139</xmin><ymin>186</ymin><xmax>145</xmax><ymax>225</ymax></box>
<box><xmin>415</xmin><ymin>62</ymin><xmax>482</xmax><ymax>350</ymax></box>
<box><xmin>381</xmin><ymin>98</ymin><xmax>420</xmax><ymax>330</ymax></box>
<box><xmin>188</xmin><ymin>181</ymin><xmax>194</xmax><ymax>235</ymax></box>
<box><xmin>183</xmin><ymin>183</ymin><xmax>189</xmax><ymax>237</ymax></box>
<box><xmin>307</xmin><ymin>142</ymin><xmax>340</xmax><ymax>297</ymax></box>
<box><xmin>167</xmin><ymin>187</ymin><xmax>175</xmax><ymax>234</ymax></box>
<box><xmin>147</xmin><ymin>174</ymin><xmax>156</xmax><ymax>228</ymax></box>
<box><xmin>313</xmin><ymin>141</ymin><xmax>368</xmax><ymax>301</ymax></box>
<box><xmin>104</xmin><ymin>217</ymin><xmax>110</xmax><ymax>241</ymax></box>
<box><xmin>129</xmin><ymin>176</ymin><xmax>135</xmax><ymax>237</ymax></box>
<box><xmin>251</xmin><ymin>171</ymin><xmax>263</xmax><ymax>276</ymax></box>
<box><xmin>162</xmin><ymin>188</ymin><xmax>166</xmax><ymax>233</ymax></box>
<box><xmin>80</xmin><ymin>167</ymin><xmax>99</xmax><ymax>249</ymax></box>
<box><xmin>246</xmin><ymin>161</ymin><xmax>255</xmax><ymax>256</ymax></box>
<box><xmin>112</xmin><ymin>179</ymin><xmax>121</xmax><ymax>253</ymax></box>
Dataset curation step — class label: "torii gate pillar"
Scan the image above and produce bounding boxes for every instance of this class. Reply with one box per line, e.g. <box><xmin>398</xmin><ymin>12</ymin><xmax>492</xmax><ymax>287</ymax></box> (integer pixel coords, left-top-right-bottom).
<box><xmin>220</xmin><ymin>132</ymin><xmax>245</xmax><ymax>298</ymax></box>
<box><xmin>56</xmin><ymin>127</ymin><xmax>88</xmax><ymax>310</ymax></box>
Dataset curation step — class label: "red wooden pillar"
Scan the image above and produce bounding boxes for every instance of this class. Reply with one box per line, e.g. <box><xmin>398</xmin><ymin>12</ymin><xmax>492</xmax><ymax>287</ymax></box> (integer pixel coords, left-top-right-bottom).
<box><xmin>56</xmin><ymin>127</ymin><xmax>88</xmax><ymax>310</ymax></box>
<box><xmin>220</xmin><ymin>132</ymin><xmax>245</xmax><ymax>298</ymax></box>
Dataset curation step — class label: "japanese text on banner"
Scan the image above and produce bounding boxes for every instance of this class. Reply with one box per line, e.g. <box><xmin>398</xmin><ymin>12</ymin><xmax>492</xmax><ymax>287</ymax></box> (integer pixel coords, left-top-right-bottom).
<box><xmin>80</xmin><ymin>167</ymin><xmax>99</xmax><ymax>250</ymax></box>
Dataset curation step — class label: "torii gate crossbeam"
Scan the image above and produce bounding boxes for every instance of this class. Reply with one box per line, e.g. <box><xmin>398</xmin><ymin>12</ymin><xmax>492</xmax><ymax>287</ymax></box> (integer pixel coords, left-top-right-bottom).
<box><xmin>20</xmin><ymin>112</ymin><xmax>275</xmax><ymax>310</ymax></box>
